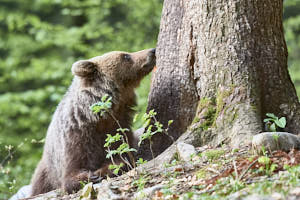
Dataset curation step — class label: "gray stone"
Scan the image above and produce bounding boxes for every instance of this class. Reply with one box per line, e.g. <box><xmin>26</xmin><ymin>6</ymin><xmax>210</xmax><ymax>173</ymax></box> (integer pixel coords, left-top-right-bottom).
<box><xmin>242</xmin><ymin>194</ymin><xmax>276</xmax><ymax>200</ymax></box>
<box><xmin>252</xmin><ymin>132</ymin><xmax>300</xmax><ymax>153</ymax></box>
<box><xmin>95</xmin><ymin>181</ymin><xmax>128</xmax><ymax>200</ymax></box>
<box><xmin>176</xmin><ymin>142</ymin><xmax>197</xmax><ymax>162</ymax></box>
<box><xmin>133</xmin><ymin>185</ymin><xmax>164</xmax><ymax>200</ymax></box>
<box><xmin>9</xmin><ymin>185</ymin><xmax>31</xmax><ymax>200</ymax></box>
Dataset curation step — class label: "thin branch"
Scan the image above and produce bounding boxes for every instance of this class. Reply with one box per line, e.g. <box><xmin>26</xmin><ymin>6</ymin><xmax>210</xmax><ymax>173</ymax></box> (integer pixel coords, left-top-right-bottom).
<box><xmin>107</xmin><ymin>146</ymin><xmax>116</xmax><ymax>166</ymax></box>
<box><xmin>1</xmin><ymin>142</ymin><xmax>24</xmax><ymax>167</ymax></box>
<box><xmin>238</xmin><ymin>158</ymin><xmax>258</xmax><ymax>181</ymax></box>
<box><xmin>108</xmin><ymin>111</ymin><xmax>136</xmax><ymax>169</ymax></box>
<box><xmin>233</xmin><ymin>159</ymin><xmax>239</xmax><ymax>180</ymax></box>
<box><xmin>153</xmin><ymin>115</ymin><xmax>175</xmax><ymax>142</ymax></box>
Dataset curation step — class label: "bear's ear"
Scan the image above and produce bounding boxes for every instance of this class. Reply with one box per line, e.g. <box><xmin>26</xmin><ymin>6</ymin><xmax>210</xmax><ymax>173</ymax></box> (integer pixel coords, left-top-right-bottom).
<box><xmin>72</xmin><ymin>60</ymin><xmax>97</xmax><ymax>77</ymax></box>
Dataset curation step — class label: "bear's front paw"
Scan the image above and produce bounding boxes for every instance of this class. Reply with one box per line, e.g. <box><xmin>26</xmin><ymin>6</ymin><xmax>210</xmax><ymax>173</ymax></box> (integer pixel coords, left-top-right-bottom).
<box><xmin>63</xmin><ymin>170</ymin><xmax>101</xmax><ymax>194</ymax></box>
<box><xmin>63</xmin><ymin>179</ymin><xmax>82</xmax><ymax>194</ymax></box>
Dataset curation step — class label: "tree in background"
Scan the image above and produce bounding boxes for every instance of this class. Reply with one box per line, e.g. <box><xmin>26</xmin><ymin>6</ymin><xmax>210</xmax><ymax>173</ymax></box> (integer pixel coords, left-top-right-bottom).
<box><xmin>284</xmin><ymin>0</ymin><xmax>300</xmax><ymax>95</ymax></box>
<box><xmin>0</xmin><ymin>0</ymin><xmax>162</xmax><ymax>198</ymax></box>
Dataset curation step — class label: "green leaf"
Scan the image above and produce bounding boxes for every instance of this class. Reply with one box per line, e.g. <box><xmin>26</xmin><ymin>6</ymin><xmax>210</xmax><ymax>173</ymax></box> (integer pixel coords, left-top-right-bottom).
<box><xmin>168</xmin><ymin>120</ymin><xmax>174</xmax><ymax>126</ymax></box>
<box><xmin>133</xmin><ymin>114</ymin><xmax>138</xmax><ymax>123</ymax></box>
<box><xmin>129</xmin><ymin>148</ymin><xmax>137</xmax><ymax>152</ymax></box>
<box><xmin>136</xmin><ymin>158</ymin><xmax>147</xmax><ymax>165</ymax></box>
<box><xmin>104</xmin><ymin>133</ymin><xmax>122</xmax><ymax>147</ymax></box>
<box><xmin>258</xmin><ymin>156</ymin><xmax>270</xmax><ymax>165</ymax></box>
<box><xmin>148</xmin><ymin>109</ymin><xmax>157</xmax><ymax>117</ymax></box>
<box><xmin>275</xmin><ymin>117</ymin><xmax>286</xmax><ymax>128</ymax></box>
<box><xmin>117</xmin><ymin>128</ymin><xmax>129</xmax><ymax>133</ymax></box>
<box><xmin>270</xmin><ymin>123</ymin><xmax>277</xmax><ymax>132</ymax></box>
<box><xmin>106</xmin><ymin>150</ymin><xmax>118</xmax><ymax>158</ymax></box>
<box><xmin>266</xmin><ymin>113</ymin><xmax>277</xmax><ymax>119</ymax></box>
<box><xmin>80</xmin><ymin>182</ymin><xmax>94</xmax><ymax>200</ymax></box>
<box><xmin>89</xmin><ymin>95</ymin><xmax>112</xmax><ymax>116</ymax></box>
<box><xmin>263</xmin><ymin>118</ymin><xmax>272</xmax><ymax>122</ymax></box>
<box><xmin>270</xmin><ymin>164</ymin><xmax>278</xmax><ymax>172</ymax></box>
<box><xmin>142</xmin><ymin>119</ymin><xmax>151</xmax><ymax>128</ymax></box>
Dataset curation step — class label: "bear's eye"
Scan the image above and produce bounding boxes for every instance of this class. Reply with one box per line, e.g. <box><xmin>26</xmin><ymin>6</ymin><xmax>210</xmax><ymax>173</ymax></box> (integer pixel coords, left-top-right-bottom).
<box><xmin>123</xmin><ymin>54</ymin><xmax>131</xmax><ymax>62</ymax></box>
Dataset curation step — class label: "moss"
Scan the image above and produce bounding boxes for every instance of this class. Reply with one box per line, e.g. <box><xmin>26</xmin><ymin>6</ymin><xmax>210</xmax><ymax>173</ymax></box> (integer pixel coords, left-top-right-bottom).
<box><xmin>192</xmin><ymin>117</ymin><xmax>200</xmax><ymax>124</ymax></box>
<box><xmin>199</xmin><ymin>106</ymin><xmax>216</xmax><ymax>130</ymax></box>
<box><xmin>215</xmin><ymin>86</ymin><xmax>235</xmax><ymax>116</ymax></box>
<box><xmin>197</xmin><ymin>98</ymin><xmax>213</xmax><ymax>111</ymax></box>
<box><xmin>232</xmin><ymin>110</ymin><xmax>238</xmax><ymax>121</ymax></box>
<box><xmin>214</xmin><ymin>86</ymin><xmax>238</xmax><ymax>127</ymax></box>
<box><xmin>196</xmin><ymin>168</ymin><xmax>209</xmax><ymax>179</ymax></box>
<box><xmin>205</xmin><ymin>149</ymin><xmax>225</xmax><ymax>161</ymax></box>
<box><xmin>192</xmin><ymin>85</ymin><xmax>238</xmax><ymax>131</ymax></box>
<box><xmin>192</xmin><ymin>98</ymin><xmax>217</xmax><ymax>131</ymax></box>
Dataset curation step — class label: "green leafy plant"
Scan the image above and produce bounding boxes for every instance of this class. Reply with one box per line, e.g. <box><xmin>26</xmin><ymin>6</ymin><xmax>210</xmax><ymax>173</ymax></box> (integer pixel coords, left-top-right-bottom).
<box><xmin>138</xmin><ymin>109</ymin><xmax>173</xmax><ymax>160</ymax></box>
<box><xmin>136</xmin><ymin>158</ymin><xmax>148</xmax><ymax>166</ymax></box>
<box><xmin>91</xmin><ymin>97</ymin><xmax>174</xmax><ymax>175</ymax></box>
<box><xmin>90</xmin><ymin>95</ymin><xmax>112</xmax><ymax>116</ymax></box>
<box><xmin>108</xmin><ymin>163</ymin><xmax>125</xmax><ymax>176</ymax></box>
<box><xmin>90</xmin><ymin>95</ymin><xmax>136</xmax><ymax>175</ymax></box>
<box><xmin>132</xmin><ymin>174</ymin><xmax>149</xmax><ymax>191</ymax></box>
<box><xmin>80</xmin><ymin>182</ymin><xmax>96</xmax><ymax>200</ymax></box>
<box><xmin>263</xmin><ymin>113</ymin><xmax>286</xmax><ymax>132</ymax></box>
<box><xmin>204</xmin><ymin>149</ymin><xmax>225</xmax><ymax>161</ymax></box>
<box><xmin>258</xmin><ymin>156</ymin><xmax>277</xmax><ymax>176</ymax></box>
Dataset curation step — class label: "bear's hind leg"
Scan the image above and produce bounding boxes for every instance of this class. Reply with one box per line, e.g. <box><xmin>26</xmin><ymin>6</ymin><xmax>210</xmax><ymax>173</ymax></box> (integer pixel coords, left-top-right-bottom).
<box><xmin>31</xmin><ymin>161</ymin><xmax>53</xmax><ymax>196</ymax></box>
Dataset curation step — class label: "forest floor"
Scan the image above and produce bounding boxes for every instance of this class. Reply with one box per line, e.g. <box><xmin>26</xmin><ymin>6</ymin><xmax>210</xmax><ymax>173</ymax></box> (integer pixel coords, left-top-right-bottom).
<box><xmin>28</xmin><ymin>145</ymin><xmax>300</xmax><ymax>200</ymax></box>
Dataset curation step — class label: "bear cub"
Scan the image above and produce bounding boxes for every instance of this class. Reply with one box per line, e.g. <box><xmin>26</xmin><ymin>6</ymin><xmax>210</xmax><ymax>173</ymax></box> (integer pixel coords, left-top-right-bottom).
<box><xmin>31</xmin><ymin>48</ymin><xmax>156</xmax><ymax>196</ymax></box>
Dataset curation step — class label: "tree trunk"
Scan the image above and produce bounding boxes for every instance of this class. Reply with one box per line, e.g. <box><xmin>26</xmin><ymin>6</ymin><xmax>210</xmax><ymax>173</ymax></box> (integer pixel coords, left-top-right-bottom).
<box><xmin>138</xmin><ymin>0</ymin><xmax>300</xmax><ymax>160</ymax></box>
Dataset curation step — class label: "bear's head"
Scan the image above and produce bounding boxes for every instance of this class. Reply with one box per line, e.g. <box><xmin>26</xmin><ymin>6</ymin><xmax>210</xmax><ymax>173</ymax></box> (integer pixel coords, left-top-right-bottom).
<box><xmin>71</xmin><ymin>48</ymin><xmax>156</xmax><ymax>89</ymax></box>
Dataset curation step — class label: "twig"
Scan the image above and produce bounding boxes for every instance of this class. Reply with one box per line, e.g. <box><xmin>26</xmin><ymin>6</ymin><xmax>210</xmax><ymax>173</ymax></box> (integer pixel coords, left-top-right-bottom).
<box><xmin>233</xmin><ymin>160</ymin><xmax>239</xmax><ymax>180</ymax></box>
<box><xmin>206</xmin><ymin>167</ymin><xmax>220</xmax><ymax>175</ymax></box>
<box><xmin>149</xmin><ymin>140</ymin><xmax>155</xmax><ymax>167</ymax></box>
<box><xmin>245</xmin><ymin>176</ymin><xmax>278</xmax><ymax>184</ymax></box>
<box><xmin>107</xmin><ymin>146</ymin><xmax>116</xmax><ymax>166</ymax></box>
<box><xmin>238</xmin><ymin>158</ymin><xmax>258</xmax><ymax>181</ymax></box>
<box><xmin>153</xmin><ymin>115</ymin><xmax>174</xmax><ymax>142</ymax></box>
<box><xmin>108</xmin><ymin>111</ymin><xmax>136</xmax><ymax>169</ymax></box>
<box><xmin>120</xmin><ymin>154</ymin><xmax>133</xmax><ymax>170</ymax></box>
<box><xmin>1</xmin><ymin>142</ymin><xmax>24</xmax><ymax>167</ymax></box>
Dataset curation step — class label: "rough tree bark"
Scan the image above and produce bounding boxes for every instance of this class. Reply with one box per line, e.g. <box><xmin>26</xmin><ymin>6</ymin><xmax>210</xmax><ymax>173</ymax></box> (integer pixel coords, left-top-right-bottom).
<box><xmin>138</xmin><ymin>0</ymin><xmax>300</xmax><ymax>160</ymax></box>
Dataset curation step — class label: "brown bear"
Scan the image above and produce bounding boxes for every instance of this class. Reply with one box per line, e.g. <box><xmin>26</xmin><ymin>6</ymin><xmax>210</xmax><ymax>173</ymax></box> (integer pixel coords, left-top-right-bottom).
<box><xmin>30</xmin><ymin>48</ymin><xmax>156</xmax><ymax>196</ymax></box>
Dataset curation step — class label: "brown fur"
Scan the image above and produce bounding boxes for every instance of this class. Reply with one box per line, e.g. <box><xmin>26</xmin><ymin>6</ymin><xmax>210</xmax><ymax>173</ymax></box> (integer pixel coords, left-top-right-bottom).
<box><xmin>30</xmin><ymin>49</ymin><xmax>156</xmax><ymax>196</ymax></box>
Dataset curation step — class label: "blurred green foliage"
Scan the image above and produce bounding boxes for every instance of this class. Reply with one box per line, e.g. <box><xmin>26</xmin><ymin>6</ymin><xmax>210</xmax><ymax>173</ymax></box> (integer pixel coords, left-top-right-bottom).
<box><xmin>0</xmin><ymin>0</ymin><xmax>299</xmax><ymax>199</ymax></box>
<box><xmin>284</xmin><ymin>0</ymin><xmax>300</xmax><ymax>95</ymax></box>
<box><xmin>0</xmin><ymin>0</ymin><xmax>162</xmax><ymax>198</ymax></box>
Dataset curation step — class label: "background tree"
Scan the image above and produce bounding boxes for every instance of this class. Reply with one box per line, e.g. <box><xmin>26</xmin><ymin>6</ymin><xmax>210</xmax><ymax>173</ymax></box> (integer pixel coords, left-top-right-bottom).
<box><xmin>138</xmin><ymin>0</ymin><xmax>300</xmax><ymax>160</ymax></box>
<box><xmin>0</xmin><ymin>0</ymin><xmax>162</xmax><ymax>198</ymax></box>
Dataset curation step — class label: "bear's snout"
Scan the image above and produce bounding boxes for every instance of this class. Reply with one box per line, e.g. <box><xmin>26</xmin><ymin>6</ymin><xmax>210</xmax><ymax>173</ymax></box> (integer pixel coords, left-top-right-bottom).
<box><xmin>144</xmin><ymin>48</ymin><xmax>156</xmax><ymax>70</ymax></box>
<box><xmin>147</xmin><ymin>48</ymin><xmax>156</xmax><ymax>60</ymax></box>
<box><xmin>150</xmin><ymin>48</ymin><xmax>156</xmax><ymax>55</ymax></box>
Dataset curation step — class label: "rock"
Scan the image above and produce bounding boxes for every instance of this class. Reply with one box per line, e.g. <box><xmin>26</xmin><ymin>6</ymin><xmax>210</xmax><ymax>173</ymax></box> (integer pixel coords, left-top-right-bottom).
<box><xmin>252</xmin><ymin>132</ymin><xmax>300</xmax><ymax>153</ymax></box>
<box><xmin>227</xmin><ymin>190</ymin><xmax>249</xmax><ymax>200</ymax></box>
<box><xmin>289</xmin><ymin>187</ymin><xmax>300</xmax><ymax>197</ymax></box>
<box><xmin>176</xmin><ymin>142</ymin><xmax>197</xmax><ymax>162</ymax></box>
<box><xmin>22</xmin><ymin>189</ymin><xmax>68</xmax><ymax>200</ymax></box>
<box><xmin>133</xmin><ymin>185</ymin><xmax>164</xmax><ymax>200</ymax></box>
<box><xmin>95</xmin><ymin>181</ymin><xmax>128</xmax><ymax>200</ymax></box>
<box><xmin>9</xmin><ymin>185</ymin><xmax>31</xmax><ymax>200</ymax></box>
<box><xmin>242</xmin><ymin>194</ymin><xmax>276</xmax><ymax>200</ymax></box>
